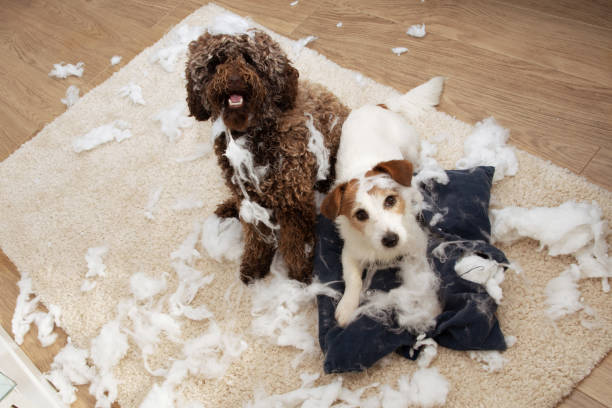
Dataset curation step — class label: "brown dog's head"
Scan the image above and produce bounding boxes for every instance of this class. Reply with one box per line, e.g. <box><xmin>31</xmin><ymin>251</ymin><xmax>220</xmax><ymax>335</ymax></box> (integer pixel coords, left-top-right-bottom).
<box><xmin>185</xmin><ymin>29</ymin><xmax>299</xmax><ymax>132</ymax></box>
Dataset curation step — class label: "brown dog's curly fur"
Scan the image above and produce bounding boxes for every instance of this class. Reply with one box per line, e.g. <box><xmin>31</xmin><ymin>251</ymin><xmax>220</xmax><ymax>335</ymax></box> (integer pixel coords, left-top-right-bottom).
<box><xmin>186</xmin><ymin>29</ymin><xmax>349</xmax><ymax>283</ymax></box>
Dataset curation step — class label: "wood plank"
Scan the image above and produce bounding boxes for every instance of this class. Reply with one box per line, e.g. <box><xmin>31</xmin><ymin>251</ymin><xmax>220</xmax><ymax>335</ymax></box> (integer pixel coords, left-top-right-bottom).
<box><xmin>214</xmin><ymin>0</ymin><xmax>324</xmax><ymax>37</ymax></box>
<box><xmin>582</xmin><ymin>147</ymin><xmax>612</xmax><ymax>191</ymax></box>
<box><xmin>559</xmin><ymin>388</ymin><xmax>608</xmax><ymax>408</ymax></box>
<box><xmin>504</xmin><ymin>0</ymin><xmax>612</xmax><ymax>30</ymax></box>
<box><xmin>291</xmin><ymin>2</ymin><xmax>606</xmax><ymax>174</ymax></box>
<box><xmin>576</xmin><ymin>352</ymin><xmax>612</xmax><ymax>407</ymax></box>
<box><xmin>340</xmin><ymin>0</ymin><xmax>612</xmax><ymax>86</ymax></box>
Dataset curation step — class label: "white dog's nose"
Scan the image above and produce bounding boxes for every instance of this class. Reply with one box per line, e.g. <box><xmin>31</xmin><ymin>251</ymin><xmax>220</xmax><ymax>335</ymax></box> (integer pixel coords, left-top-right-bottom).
<box><xmin>381</xmin><ymin>232</ymin><xmax>399</xmax><ymax>248</ymax></box>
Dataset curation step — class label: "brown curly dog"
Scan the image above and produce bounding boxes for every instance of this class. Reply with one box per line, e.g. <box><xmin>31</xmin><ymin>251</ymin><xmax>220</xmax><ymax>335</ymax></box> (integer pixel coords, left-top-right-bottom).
<box><xmin>186</xmin><ymin>28</ymin><xmax>349</xmax><ymax>283</ymax></box>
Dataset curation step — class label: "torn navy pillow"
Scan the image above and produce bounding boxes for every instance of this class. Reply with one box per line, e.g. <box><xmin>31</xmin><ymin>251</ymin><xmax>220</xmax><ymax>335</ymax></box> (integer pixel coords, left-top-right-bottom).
<box><xmin>315</xmin><ymin>166</ymin><xmax>508</xmax><ymax>374</ymax></box>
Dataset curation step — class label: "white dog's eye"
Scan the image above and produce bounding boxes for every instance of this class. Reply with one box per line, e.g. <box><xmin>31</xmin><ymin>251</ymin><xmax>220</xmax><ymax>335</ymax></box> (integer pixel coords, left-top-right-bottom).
<box><xmin>384</xmin><ymin>195</ymin><xmax>397</xmax><ymax>208</ymax></box>
<box><xmin>354</xmin><ymin>209</ymin><xmax>369</xmax><ymax>221</ymax></box>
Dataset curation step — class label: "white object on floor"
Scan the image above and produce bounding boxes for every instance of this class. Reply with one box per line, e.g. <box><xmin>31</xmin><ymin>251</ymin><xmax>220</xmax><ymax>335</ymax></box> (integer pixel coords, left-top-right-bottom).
<box><xmin>110</xmin><ymin>55</ymin><xmax>122</xmax><ymax>65</ymax></box>
<box><xmin>392</xmin><ymin>47</ymin><xmax>409</xmax><ymax>56</ymax></box>
<box><xmin>48</xmin><ymin>62</ymin><xmax>84</xmax><ymax>79</ymax></box>
<box><xmin>407</xmin><ymin>24</ymin><xmax>426</xmax><ymax>38</ymax></box>
<box><xmin>0</xmin><ymin>326</ymin><xmax>64</xmax><ymax>408</ymax></box>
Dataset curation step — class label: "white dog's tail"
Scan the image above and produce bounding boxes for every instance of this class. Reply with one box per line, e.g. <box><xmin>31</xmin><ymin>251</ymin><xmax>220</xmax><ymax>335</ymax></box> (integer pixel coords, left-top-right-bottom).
<box><xmin>384</xmin><ymin>76</ymin><xmax>444</xmax><ymax>121</ymax></box>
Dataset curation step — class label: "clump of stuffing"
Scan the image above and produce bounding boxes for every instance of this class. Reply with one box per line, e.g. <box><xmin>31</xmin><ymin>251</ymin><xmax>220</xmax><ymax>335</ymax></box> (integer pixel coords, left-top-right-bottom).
<box><xmin>73</xmin><ymin>120</ymin><xmax>132</xmax><ymax>153</ymax></box>
<box><xmin>356</xmin><ymin>254</ymin><xmax>441</xmax><ymax>334</ymax></box>
<box><xmin>201</xmin><ymin>214</ymin><xmax>244</xmax><ymax>262</ymax></box>
<box><xmin>293</xmin><ymin>36</ymin><xmax>317</xmax><ymax>55</ymax></box>
<box><xmin>250</xmin><ymin>254</ymin><xmax>339</xmax><ymax>366</ymax></box>
<box><xmin>290</xmin><ymin>0</ymin><xmax>299</xmax><ymax>6</ymax></box>
<box><xmin>413</xmin><ymin>140</ymin><xmax>449</xmax><ymax>186</ymax></box>
<box><xmin>49</xmin><ymin>62</ymin><xmax>84</xmax><ymax>78</ymax></box>
<box><xmin>81</xmin><ymin>246</ymin><xmax>108</xmax><ymax>292</ymax></box>
<box><xmin>89</xmin><ymin>320</ymin><xmax>129</xmax><ymax>408</ymax></box>
<box><xmin>153</xmin><ymin>102</ymin><xmax>193</xmax><ymax>142</ymax></box>
<box><xmin>207</xmin><ymin>12</ymin><xmax>253</xmax><ymax>36</ymax></box>
<box><xmin>468</xmin><ymin>350</ymin><xmax>508</xmax><ymax>372</ymax></box>
<box><xmin>61</xmin><ymin>85</ymin><xmax>80</xmax><ymax>108</ymax></box>
<box><xmin>225</xmin><ymin>133</ymin><xmax>268</xmax><ymax>195</ymax></box>
<box><xmin>305</xmin><ymin>112</ymin><xmax>330</xmax><ymax>181</ymax></box>
<box><xmin>545</xmin><ymin>264</ymin><xmax>583</xmax><ymax>320</ymax></box>
<box><xmin>392</xmin><ymin>47</ymin><xmax>409</xmax><ymax>56</ymax></box>
<box><xmin>455</xmin><ymin>117</ymin><xmax>518</xmax><ymax>182</ymax></box>
<box><xmin>455</xmin><ymin>255</ymin><xmax>506</xmax><ymax>304</ymax></box>
<box><xmin>144</xmin><ymin>186</ymin><xmax>163</xmax><ymax>220</ymax></box>
<box><xmin>381</xmin><ymin>368</ymin><xmax>450</xmax><ymax>407</ymax></box>
<box><xmin>118</xmin><ymin>82</ymin><xmax>145</xmax><ymax>105</ymax></box>
<box><xmin>240</xmin><ymin>199</ymin><xmax>279</xmax><ymax>243</ymax></box>
<box><xmin>130</xmin><ymin>272</ymin><xmax>167</xmax><ymax>301</ymax></box>
<box><xmin>45</xmin><ymin>341</ymin><xmax>95</xmax><ymax>404</ymax></box>
<box><xmin>491</xmin><ymin>200</ymin><xmax>611</xmax><ymax>317</ymax></box>
<box><xmin>150</xmin><ymin>25</ymin><xmax>205</xmax><ymax>72</ymax></box>
<box><xmin>12</xmin><ymin>272</ymin><xmax>62</xmax><ymax>347</ymax></box>
<box><xmin>110</xmin><ymin>55</ymin><xmax>122</xmax><ymax>65</ymax></box>
<box><xmin>336</xmin><ymin>22</ymin><xmax>343</xmax><ymax>28</ymax></box>
<box><xmin>407</xmin><ymin>24</ymin><xmax>427</xmax><ymax>37</ymax></box>
<box><xmin>175</xmin><ymin>143</ymin><xmax>211</xmax><ymax>163</ymax></box>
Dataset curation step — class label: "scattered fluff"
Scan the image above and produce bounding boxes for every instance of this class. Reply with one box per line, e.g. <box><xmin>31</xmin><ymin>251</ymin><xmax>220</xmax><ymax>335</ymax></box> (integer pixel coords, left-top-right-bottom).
<box><xmin>336</xmin><ymin>22</ymin><xmax>343</xmax><ymax>28</ymax></box>
<box><xmin>468</xmin><ymin>350</ymin><xmax>508</xmax><ymax>372</ymax></box>
<box><xmin>144</xmin><ymin>186</ymin><xmax>163</xmax><ymax>220</ymax></box>
<box><xmin>413</xmin><ymin>140</ymin><xmax>449</xmax><ymax>186</ymax></box>
<box><xmin>130</xmin><ymin>272</ymin><xmax>167</xmax><ymax>301</ymax></box>
<box><xmin>80</xmin><ymin>279</ymin><xmax>97</xmax><ymax>292</ymax></box>
<box><xmin>407</xmin><ymin>24</ymin><xmax>427</xmax><ymax>38</ymax></box>
<box><xmin>85</xmin><ymin>246</ymin><xmax>109</xmax><ymax>278</ymax></box>
<box><xmin>290</xmin><ymin>0</ymin><xmax>299</xmax><ymax>6</ymax></box>
<box><xmin>455</xmin><ymin>255</ymin><xmax>506</xmax><ymax>304</ymax></box>
<box><xmin>153</xmin><ymin>102</ymin><xmax>193</xmax><ymax>142</ymax></box>
<box><xmin>246</xmin><ymin>379</ymin><xmax>347</xmax><ymax>408</ymax></box>
<box><xmin>110</xmin><ymin>55</ymin><xmax>122</xmax><ymax>65</ymax></box>
<box><xmin>392</xmin><ymin>47</ymin><xmax>409</xmax><ymax>56</ymax></box>
<box><xmin>356</xmin><ymin>256</ymin><xmax>441</xmax><ymax>333</ymax></box>
<box><xmin>225</xmin><ymin>134</ymin><xmax>268</xmax><ymax>195</ymax></box>
<box><xmin>89</xmin><ymin>320</ymin><xmax>129</xmax><ymax>408</ymax></box>
<box><xmin>491</xmin><ymin>200</ymin><xmax>611</xmax><ymax>300</ymax></box>
<box><xmin>545</xmin><ymin>264</ymin><xmax>583</xmax><ymax>320</ymax></box>
<box><xmin>413</xmin><ymin>334</ymin><xmax>438</xmax><ymax>368</ymax></box>
<box><xmin>45</xmin><ymin>342</ymin><xmax>95</xmax><ymax>404</ymax></box>
<box><xmin>73</xmin><ymin>120</ymin><xmax>132</xmax><ymax>152</ymax></box>
<box><xmin>170</xmin><ymin>221</ymin><xmax>202</xmax><ymax>265</ymax></box>
<box><xmin>250</xmin><ymin>254</ymin><xmax>339</xmax><ymax>366</ymax></box>
<box><xmin>118</xmin><ymin>82</ymin><xmax>145</xmax><ymax>105</ymax></box>
<box><xmin>175</xmin><ymin>143</ymin><xmax>212</xmax><ymax>162</ymax></box>
<box><xmin>12</xmin><ymin>272</ymin><xmax>62</xmax><ymax>347</ymax></box>
<box><xmin>49</xmin><ymin>62</ymin><xmax>84</xmax><ymax>78</ymax></box>
<box><xmin>201</xmin><ymin>214</ymin><xmax>244</xmax><ymax>262</ymax></box>
<box><xmin>61</xmin><ymin>85</ymin><xmax>80</xmax><ymax>108</ymax></box>
<box><xmin>293</xmin><ymin>35</ymin><xmax>317</xmax><ymax>54</ymax></box>
<box><xmin>150</xmin><ymin>25</ymin><xmax>205</xmax><ymax>72</ymax></box>
<box><xmin>172</xmin><ymin>197</ymin><xmax>204</xmax><ymax>211</ymax></box>
<box><xmin>207</xmin><ymin>12</ymin><xmax>253</xmax><ymax>36</ymax></box>
<box><xmin>381</xmin><ymin>368</ymin><xmax>450</xmax><ymax>408</ymax></box>
<box><xmin>305</xmin><ymin>112</ymin><xmax>330</xmax><ymax>181</ymax></box>
<box><xmin>240</xmin><ymin>199</ymin><xmax>279</xmax><ymax>243</ymax></box>
<box><xmin>455</xmin><ymin>117</ymin><xmax>518</xmax><ymax>182</ymax></box>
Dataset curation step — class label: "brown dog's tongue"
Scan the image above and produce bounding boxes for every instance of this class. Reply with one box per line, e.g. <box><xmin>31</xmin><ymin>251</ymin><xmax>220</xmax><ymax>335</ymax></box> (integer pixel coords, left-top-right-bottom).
<box><xmin>228</xmin><ymin>94</ymin><xmax>244</xmax><ymax>107</ymax></box>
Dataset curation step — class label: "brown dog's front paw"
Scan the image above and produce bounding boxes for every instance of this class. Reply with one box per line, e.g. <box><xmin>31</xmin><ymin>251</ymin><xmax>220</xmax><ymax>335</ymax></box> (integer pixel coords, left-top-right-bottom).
<box><xmin>215</xmin><ymin>199</ymin><xmax>239</xmax><ymax>219</ymax></box>
<box><xmin>287</xmin><ymin>261</ymin><xmax>313</xmax><ymax>284</ymax></box>
<box><xmin>239</xmin><ymin>262</ymin><xmax>270</xmax><ymax>284</ymax></box>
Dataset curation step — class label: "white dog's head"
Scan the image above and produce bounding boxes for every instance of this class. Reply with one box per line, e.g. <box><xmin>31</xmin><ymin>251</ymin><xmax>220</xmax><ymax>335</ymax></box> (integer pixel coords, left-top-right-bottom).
<box><xmin>321</xmin><ymin>160</ymin><xmax>425</xmax><ymax>263</ymax></box>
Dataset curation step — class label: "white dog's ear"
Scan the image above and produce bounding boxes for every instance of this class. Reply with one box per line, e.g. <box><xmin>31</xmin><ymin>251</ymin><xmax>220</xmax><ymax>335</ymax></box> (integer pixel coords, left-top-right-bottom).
<box><xmin>368</xmin><ymin>160</ymin><xmax>414</xmax><ymax>186</ymax></box>
<box><xmin>321</xmin><ymin>182</ymin><xmax>348</xmax><ymax>220</ymax></box>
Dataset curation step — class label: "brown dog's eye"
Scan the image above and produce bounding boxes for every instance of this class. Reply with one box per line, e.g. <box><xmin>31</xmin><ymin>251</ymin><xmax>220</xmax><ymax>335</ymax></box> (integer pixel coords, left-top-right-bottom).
<box><xmin>354</xmin><ymin>209</ymin><xmax>369</xmax><ymax>221</ymax></box>
<box><xmin>384</xmin><ymin>195</ymin><xmax>397</xmax><ymax>208</ymax></box>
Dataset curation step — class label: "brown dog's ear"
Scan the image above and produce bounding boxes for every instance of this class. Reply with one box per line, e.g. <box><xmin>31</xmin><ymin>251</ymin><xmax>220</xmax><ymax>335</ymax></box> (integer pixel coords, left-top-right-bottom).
<box><xmin>368</xmin><ymin>160</ymin><xmax>414</xmax><ymax>186</ymax></box>
<box><xmin>276</xmin><ymin>64</ymin><xmax>299</xmax><ymax>112</ymax></box>
<box><xmin>185</xmin><ymin>66</ymin><xmax>211</xmax><ymax>121</ymax></box>
<box><xmin>320</xmin><ymin>183</ymin><xmax>347</xmax><ymax>220</ymax></box>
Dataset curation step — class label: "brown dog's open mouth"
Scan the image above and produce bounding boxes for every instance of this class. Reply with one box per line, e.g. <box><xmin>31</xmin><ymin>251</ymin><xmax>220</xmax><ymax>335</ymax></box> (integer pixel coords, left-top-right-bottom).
<box><xmin>228</xmin><ymin>94</ymin><xmax>244</xmax><ymax>109</ymax></box>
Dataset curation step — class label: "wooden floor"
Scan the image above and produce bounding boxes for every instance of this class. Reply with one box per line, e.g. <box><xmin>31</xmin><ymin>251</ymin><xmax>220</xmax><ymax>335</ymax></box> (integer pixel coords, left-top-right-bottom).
<box><xmin>0</xmin><ymin>0</ymin><xmax>610</xmax><ymax>407</ymax></box>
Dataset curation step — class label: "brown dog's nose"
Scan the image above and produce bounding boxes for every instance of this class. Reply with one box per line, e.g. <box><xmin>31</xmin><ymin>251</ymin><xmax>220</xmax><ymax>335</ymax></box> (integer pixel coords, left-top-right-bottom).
<box><xmin>228</xmin><ymin>72</ymin><xmax>242</xmax><ymax>87</ymax></box>
<box><xmin>382</xmin><ymin>232</ymin><xmax>399</xmax><ymax>248</ymax></box>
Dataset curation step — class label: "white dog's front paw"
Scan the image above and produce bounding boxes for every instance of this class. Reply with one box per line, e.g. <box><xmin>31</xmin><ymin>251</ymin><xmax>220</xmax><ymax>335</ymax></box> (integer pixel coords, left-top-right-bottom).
<box><xmin>335</xmin><ymin>296</ymin><xmax>360</xmax><ymax>327</ymax></box>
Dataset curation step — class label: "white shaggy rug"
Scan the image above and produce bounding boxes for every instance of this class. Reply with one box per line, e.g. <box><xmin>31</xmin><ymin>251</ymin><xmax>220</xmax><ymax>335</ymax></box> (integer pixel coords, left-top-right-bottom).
<box><xmin>0</xmin><ymin>4</ymin><xmax>611</xmax><ymax>407</ymax></box>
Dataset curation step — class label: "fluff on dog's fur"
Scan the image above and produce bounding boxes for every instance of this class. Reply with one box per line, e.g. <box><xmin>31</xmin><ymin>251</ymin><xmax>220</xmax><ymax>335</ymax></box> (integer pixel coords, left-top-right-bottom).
<box><xmin>321</xmin><ymin>79</ymin><xmax>444</xmax><ymax>328</ymax></box>
<box><xmin>186</xmin><ymin>26</ymin><xmax>349</xmax><ymax>283</ymax></box>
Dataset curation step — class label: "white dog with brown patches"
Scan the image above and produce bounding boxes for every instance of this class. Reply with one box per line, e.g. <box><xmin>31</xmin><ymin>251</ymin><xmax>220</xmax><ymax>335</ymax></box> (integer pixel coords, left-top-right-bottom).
<box><xmin>321</xmin><ymin>77</ymin><xmax>444</xmax><ymax>328</ymax></box>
